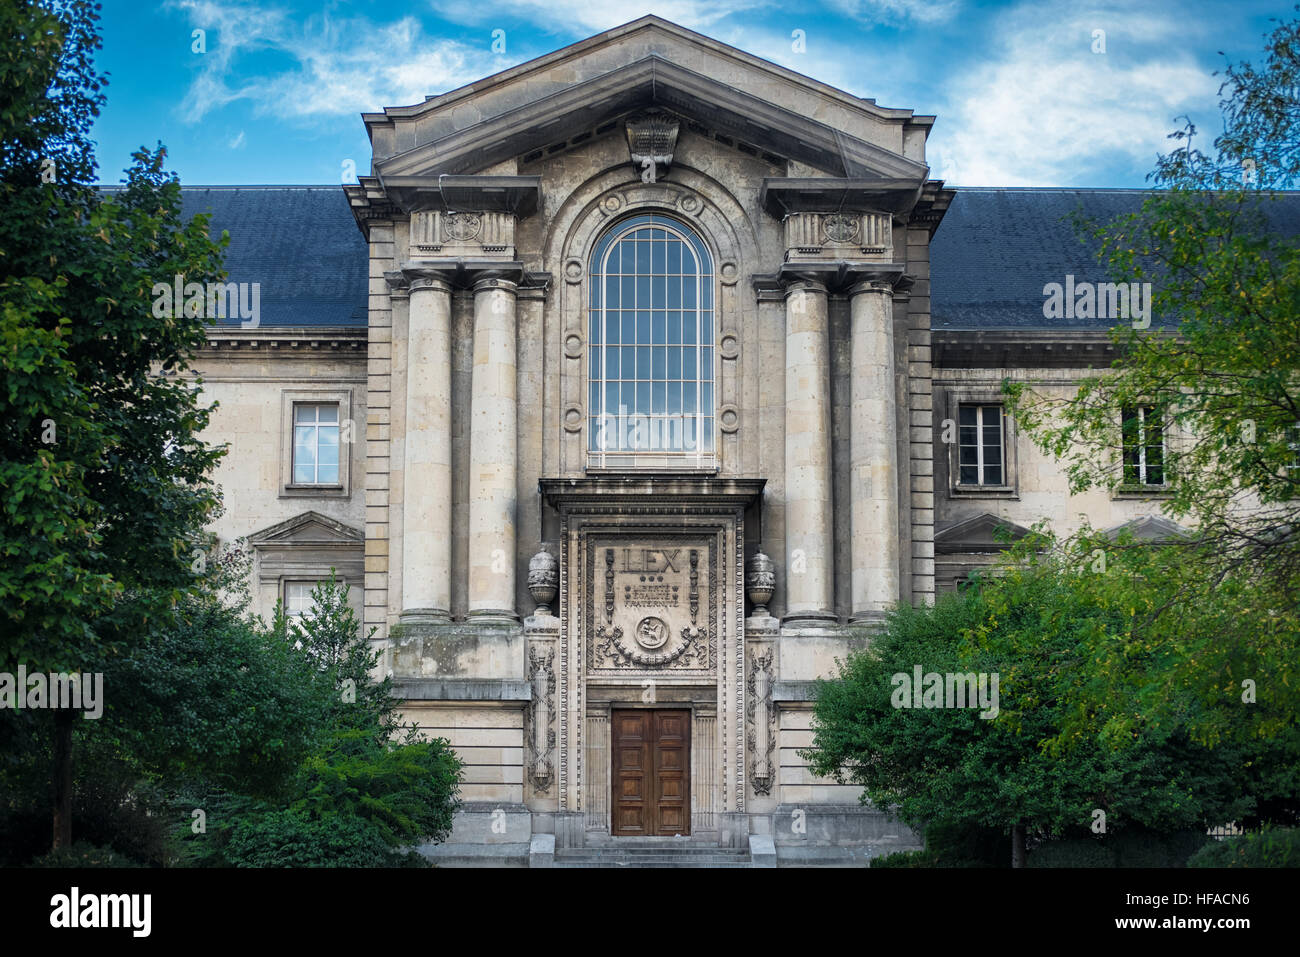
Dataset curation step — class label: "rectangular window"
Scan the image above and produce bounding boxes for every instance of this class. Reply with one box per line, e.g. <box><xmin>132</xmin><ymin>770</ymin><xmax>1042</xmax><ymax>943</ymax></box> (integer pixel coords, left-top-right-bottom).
<box><xmin>957</xmin><ymin>404</ymin><xmax>1005</xmax><ymax>486</ymax></box>
<box><xmin>284</xmin><ymin>581</ymin><xmax>318</xmax><ymax>619</ymax></box>
<box><xmin>1121</xmin><ymin>405</ymin><xmax>1165</xmax><ymax>486</ymax></box>
<box><xmin>1286</xmin><ymin>422</ymin><xmax>1300</xmax><ymax>472</ymax></box>
<box><xmin>292</xmin><ymin>404</ymin><xmax>340</xmax><ymax>485</ymax></box>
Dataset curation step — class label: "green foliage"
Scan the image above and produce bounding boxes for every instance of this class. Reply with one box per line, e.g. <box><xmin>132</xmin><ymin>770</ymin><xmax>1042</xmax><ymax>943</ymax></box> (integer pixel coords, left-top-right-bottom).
<box><xmin>1028</xmin><ymin>829</ymin><xmax>1205</xmax><ymax>868</ymax></box>
<box><xmin>176</xmin><ymin>576</ymin><xmax>462</xmax><ymax>868</ymax></box>
<box><xmin>806</xmin><ymin>547</ymin><xmax>1292</xmax><ymax>866</ymax></box>
<box><xmin>1187</xmin><ymin>827</ymin><xmax>1300</xmax><ymax>867</ymax></box>
<box><xmin>216</xmin><ymin>810</ymin><xmax>412</xmax><ymax>869</ymax></box>
<box><xmin>1002</xmin><ymin>12</ymin><xmax>1300</xmax><ymax>748</ymax></box>
<box><xmin>29</xmin><ymin>841</ymin><xmax>140</xmax><ymax>868</ymax></box>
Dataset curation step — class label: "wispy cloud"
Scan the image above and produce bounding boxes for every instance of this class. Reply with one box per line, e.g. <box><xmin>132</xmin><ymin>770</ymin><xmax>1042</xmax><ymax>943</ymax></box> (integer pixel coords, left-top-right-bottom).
<box><xmin>928</xmin><ymin>3</ymin><xmax>1219</xmax><ymax>185</ymax></box>
<box><xmin>824</xmin><ymin>0</ymin><xmax>962</xmax><ymax>25</ymax></box>
<box><xmin>170</xmin><ymin>0</ymin><xmax>510</xmax><ymax>122</ymax></box>
<box><xmin>426</xmin><ymin>0</ymin><xmax>768</xmax><ymax>35</ymax></box>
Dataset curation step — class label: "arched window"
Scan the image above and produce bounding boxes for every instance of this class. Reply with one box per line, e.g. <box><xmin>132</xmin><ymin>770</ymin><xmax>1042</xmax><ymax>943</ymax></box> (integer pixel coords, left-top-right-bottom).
<box><xmin>588</xmin><ymin>213</ymin><xmax>715</xmax><ymax>468</ymax></box>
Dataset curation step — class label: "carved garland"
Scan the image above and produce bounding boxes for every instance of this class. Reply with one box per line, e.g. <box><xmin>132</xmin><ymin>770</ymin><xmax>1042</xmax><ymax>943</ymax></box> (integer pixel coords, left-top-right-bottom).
<box><xmin>527</xmin><ymin>646</ymin><xmax>557</xmax><ymax>792</ymax></box>
<box><xmin>746</xmin><ymin>646</ymin><xmax>775</xmax><ymax>796</ymax></box>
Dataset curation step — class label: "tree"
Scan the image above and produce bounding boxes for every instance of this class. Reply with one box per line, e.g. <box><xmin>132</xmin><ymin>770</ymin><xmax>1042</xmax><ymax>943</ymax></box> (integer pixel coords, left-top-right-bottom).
<box><xmin>181</xmin><ymin>576</ymin><xmax>463</xmax><ymax>867</ymax></box>
<box><xmin>1004</xmin><ymin>10</ymin><xmax>1300</xmax><ymax>747</ymax></box>
<box><xmin>0</xmin><ymin>0</ymin><xmax>227</xmax><ymax>847</ymax></box>
<box><xmin>806</xmin><ymin>547</ymin><xmax>1290</xmax><ymax>867</ymax></box>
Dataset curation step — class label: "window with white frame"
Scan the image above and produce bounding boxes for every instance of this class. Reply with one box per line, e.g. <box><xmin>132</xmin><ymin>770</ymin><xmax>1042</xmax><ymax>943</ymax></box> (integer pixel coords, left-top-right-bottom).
<box><xmin>957</xmin><ymin>404</ymin><xmax>1005</xmax><ymax>486</ymax></box>
<box><xmin>1121</xmin><ymin>405</ymin><xmax>1165</xmax><ymax>486</ymax></box>
<box><xmin>292</xmin><ymin>403</ymin><xmax>340</xmax><ymax>485</ymax></box>
<box><xmin>1286</xmin><ymin>422</ymin><xmax>1300</xmax><ymax>472</ymax></box>
<box><xmin>587</xmin><ymin>213</ymin><xmax>715</xmax><ymax>468</ymax></box>
<box><xmin>284</xmin><ymin>580</ymin><xmax>319</xmax><ymax>619</ymax></box>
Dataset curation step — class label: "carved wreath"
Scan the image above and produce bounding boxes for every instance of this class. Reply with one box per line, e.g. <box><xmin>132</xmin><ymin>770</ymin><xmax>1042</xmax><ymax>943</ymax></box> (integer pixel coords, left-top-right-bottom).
<box><xmin>596</xmin><ymin>622</ymin><xmax>705</xmax><ymax>668</ymax></box>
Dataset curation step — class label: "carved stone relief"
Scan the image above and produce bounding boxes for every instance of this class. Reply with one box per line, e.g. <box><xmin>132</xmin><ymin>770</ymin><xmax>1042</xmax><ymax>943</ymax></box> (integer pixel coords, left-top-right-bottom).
<box><xmin>746</xmin><ymin>646</ymin><xmax>775</xmax><ymax>796</ymax></box>
<box><xmin>527</xmin><ymin>645</ymin><xmax>557</xmax><ymax>792</ymax></box>
<box><xmin>587</xmin><ymin>537</ymin><xmax>716</xmax><ymax>672</ymax></box>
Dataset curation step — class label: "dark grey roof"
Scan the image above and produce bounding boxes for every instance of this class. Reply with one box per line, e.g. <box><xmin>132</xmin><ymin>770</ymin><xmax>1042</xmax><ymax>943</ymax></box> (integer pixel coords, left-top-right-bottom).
<box><xmin>931</xmin><ymin>187</ymin><xmax>1300</xmax><ymax>330</ymax></box>
<box><xmin>126</xmin><ymin>185</ymin><xmax>1299</xmax><ymax>331</ymax></box>
<box><xmin>178</xmin><ymin>186</ymin><xmax>367</xmax><ymax>327</ymax></box>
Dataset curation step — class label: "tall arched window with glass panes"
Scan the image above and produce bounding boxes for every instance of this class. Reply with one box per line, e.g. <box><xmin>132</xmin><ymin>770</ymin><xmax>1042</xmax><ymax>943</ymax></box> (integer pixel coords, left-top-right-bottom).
<box><xmin>587</xmin><ymin>213</ymin><xmax>715</xmax><ymax>468</ymax></box>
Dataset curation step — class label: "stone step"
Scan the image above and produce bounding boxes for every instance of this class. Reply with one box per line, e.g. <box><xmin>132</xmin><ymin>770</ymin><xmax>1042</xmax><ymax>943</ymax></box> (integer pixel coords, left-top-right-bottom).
<box><xmin>554</xmin><ymin>846</ymin><xmax>753</xmax><ymax>868</ymax></box>
<box><xmin>555</xmin><ymin>861</ymin><xmax>753</xmax><ymax>868</ymax></box>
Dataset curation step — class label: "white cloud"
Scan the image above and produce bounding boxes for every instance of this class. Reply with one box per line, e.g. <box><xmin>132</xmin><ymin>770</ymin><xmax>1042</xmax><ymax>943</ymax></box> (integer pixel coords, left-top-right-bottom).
<box><xmin>823</xmin><ymin>0</ymin><xmax>962</xmax><ymax>25</ymax></box>
<box><xmin>426</xmin><ymin>0</ymin><xmax>766</xmax><ymax>35</ymax></box>
<box><xmin>169</xmin><ymin>1</ymin><xmax>508</xmax><ymax>122</ymax></box>
<box><xmin>928</xmin><ymin>2</ymin><xmax>1219</xmax><ymax>185</ymax></box>
<box><xmin>228</xmin><ymin>129</ymin><xmax>245</xmax><ymax>149</ymax></box>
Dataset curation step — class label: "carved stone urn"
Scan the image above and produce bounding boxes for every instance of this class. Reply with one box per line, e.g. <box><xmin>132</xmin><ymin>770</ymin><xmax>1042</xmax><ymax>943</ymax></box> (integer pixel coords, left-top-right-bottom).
<box><xmin>745</xmin><ymin>551</ymin><xmax>776</xmax><ymax>617</ymax></box>
<box><xmin>527</xmin><ymin>548</ymin><xmax>559</xmax><ymax>616</ymax></box>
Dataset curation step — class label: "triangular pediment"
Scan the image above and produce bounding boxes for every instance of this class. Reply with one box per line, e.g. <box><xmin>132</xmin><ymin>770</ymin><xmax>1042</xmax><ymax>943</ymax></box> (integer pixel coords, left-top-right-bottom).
<box><xmin>366</xmin><ymin>16</ymin><xmax>930</xmax><ymax>183</ymax></box>
<box><xmin>248</xmin><ymin>511</ymin><xmax>363</xmax><ymax>547</ymax></box>
<box><xmin>935</xmin><ymin>513</ymin><xmax>1033</xmax><ymax>553</ymax></box>
<box><xmin>1103</xmin><ymin>516</ymin><xmax>1191</xmax><ymax>543</ymax></box>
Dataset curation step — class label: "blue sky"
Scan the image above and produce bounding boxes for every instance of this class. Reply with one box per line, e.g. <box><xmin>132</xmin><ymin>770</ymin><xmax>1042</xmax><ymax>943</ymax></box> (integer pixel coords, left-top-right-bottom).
<box><xmin>92</xmin><ymin>0</ymin><xmax>1290</xmax><ymax>187</ymax></box>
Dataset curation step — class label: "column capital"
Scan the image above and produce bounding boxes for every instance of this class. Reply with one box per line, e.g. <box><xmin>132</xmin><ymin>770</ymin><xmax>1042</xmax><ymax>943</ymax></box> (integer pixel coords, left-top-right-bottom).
<box><xmin>407</xmin><ymin>275</ymin><xmax>454</xmax><ymax>295</ymax></box>
<box><xmin>472</xmin><ymin>274</ymin><xmax>520</xmax><ymax>295</ymax></box>
<box><xmin>780</xmin><ymin>276</ymin><xmax>828</xmax><ymax>297</ymax></box>
<box><xmin>777</xmin><ymin>260</ymin><xmax>909</xmax><ymax>294</ymax></box>
<box><xmin>398</xmin><ymin>259</ymin><xmax>541</xmax><ymax>291</ymax></box>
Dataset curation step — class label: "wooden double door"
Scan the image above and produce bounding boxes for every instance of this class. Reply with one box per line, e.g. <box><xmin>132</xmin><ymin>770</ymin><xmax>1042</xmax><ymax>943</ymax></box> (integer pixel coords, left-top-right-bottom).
<box><xmin>611</xmin><ymin>709</ymin><xmax>691</xmax><ymax>836</ymax></box>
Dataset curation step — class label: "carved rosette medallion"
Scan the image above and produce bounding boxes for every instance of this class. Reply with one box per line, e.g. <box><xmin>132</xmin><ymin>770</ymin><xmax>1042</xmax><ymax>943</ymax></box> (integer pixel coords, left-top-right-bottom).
<box><xmin>822</xmin><ymin>213</ymin><xmax>860</xmax><ymax>244</ymax></box>
<box><xmin>443</xmin><ymin>211</ymin><xmax>481</xmax><ymax>241</ymax></box>
<box><xmin>587</xmin><ymin>539</ymin><xmax>714</xmax><ymax>670</ymax></box>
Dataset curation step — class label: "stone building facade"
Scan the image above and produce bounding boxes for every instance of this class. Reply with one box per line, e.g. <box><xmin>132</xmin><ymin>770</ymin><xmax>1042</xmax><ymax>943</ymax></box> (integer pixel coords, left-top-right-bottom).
<box><xmin>186</xmin><ymin>17</ymin><xmax>1214</xmax><ymax>864</ymax></box>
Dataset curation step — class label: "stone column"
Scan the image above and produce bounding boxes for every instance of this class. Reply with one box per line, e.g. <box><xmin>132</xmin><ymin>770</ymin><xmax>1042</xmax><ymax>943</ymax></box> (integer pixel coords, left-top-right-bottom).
<box><xmin>782</xmin><ymin>279</ymin><xmax>835</xmax><ymax>624</ymax></box>
<box><xmin>849</xmin><ymin>280</ymin><xmax>900</xmax><ymax>620</ymax></box>
<box><xmin>467</xmin><ymin>276</ymin><xmax>519</xmax><ymax>620</ymax></box>
<box><xmin>401</xmin><ymin>276</ymin><xmax>453</xmax><ymax>622</ymax></box>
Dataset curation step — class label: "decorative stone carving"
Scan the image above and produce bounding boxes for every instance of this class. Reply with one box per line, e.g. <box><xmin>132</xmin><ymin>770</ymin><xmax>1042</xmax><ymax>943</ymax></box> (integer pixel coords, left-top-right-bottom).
<box><xmin>587</xmin><ymin>540</ymin><xmax>714</xmax><ymax>671</ymax></box>
<box><xmin>782</xmin><ymin>211</ymin><xmax>892</xmax><ymax>260</ymax></box>
<box><xmin>747</xmin><ymin>647</ymin><xmax>775</xmax><ymax>796</ymax></box>
<box><xmin>527</xmin><ymin>548</ymin><xmax>559</xmax><ymax>616</ymax></box>
<box><xmin>409</xmin><ymin>209</ymin><xmax>516</xmax><ymax>259</ymax></box>
<box><xmin>745</xmin><ymin>551</ymin><xmax>775</xmax><ymax>616</ymax></box>
<box><xmin>443</xmin><ymin>211</ymin><xmax>481</xmax><ymax>241</ymax></box>
<box><xmin>625</xmin><ymin>110</ymin><xmax>679</xmax><ymax>183</ymax></box>
<box><xmin>528</xmin><ymin>646</ymin><xmax>556</xmax><ymax>792</ymax></box>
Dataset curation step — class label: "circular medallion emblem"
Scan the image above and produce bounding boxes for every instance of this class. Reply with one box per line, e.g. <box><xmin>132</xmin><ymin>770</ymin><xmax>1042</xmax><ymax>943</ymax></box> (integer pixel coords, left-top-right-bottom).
<box><xmin>823</xmin><ymin>213</ymin><xmax>860</xmax><ymax>244</ymax></box>
<box><xmin>444</xmin><ymin>212</ymin><xmax>481</xmax><ymax>242</ymax></box>
<box><xmin>635</xmin><ymin>616</ymin><xmax>669</xmax><ymax>650</ymax></box>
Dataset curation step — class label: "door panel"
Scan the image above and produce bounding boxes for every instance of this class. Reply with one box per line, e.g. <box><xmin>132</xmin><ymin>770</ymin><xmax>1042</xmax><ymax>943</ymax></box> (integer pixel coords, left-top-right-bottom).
<box><xmin>612</xmin><ymin>709</ymin><xmax>691</xmax><ymax>836</ymax></box>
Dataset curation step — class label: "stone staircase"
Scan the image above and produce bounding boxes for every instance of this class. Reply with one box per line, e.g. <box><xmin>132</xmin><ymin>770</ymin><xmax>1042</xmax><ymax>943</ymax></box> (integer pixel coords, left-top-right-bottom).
<box><xmin>553</xmin><ymin>838</ymin><xmax>753</xmax><ymax>868</ymax></box>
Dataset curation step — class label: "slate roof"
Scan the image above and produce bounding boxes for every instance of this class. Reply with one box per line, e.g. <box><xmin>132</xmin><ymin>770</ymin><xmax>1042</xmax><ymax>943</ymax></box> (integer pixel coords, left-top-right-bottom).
<box><xmin>931</xmin><ymin>187</ymin><xmax>1300</xmax><ymax>330</ymax></box>
<box><xmin>177</xmin><ymin>186</ymin><xmax>367</xmax><ymax>328</ymax></box>
<box><xmin>135</xmin><ymin>185</ymin><xmax>1298</xmax><ymax>330</ymax></box>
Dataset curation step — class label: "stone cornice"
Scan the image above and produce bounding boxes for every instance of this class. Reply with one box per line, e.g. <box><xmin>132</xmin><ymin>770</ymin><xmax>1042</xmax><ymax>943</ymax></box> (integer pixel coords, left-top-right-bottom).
<box><xmin>932</xmin><ymin>329</ymin><xmax>1121</xmax><ymax>369</ymax></box>
<box><xmin>198</xmin><ymin>326</ymin><xmax>368</xmax><ymax>358</ymax></box>
<box><xmin>540</xmin><ymin>476</ymin><xmax>766</xmax><ymax>513</ymax></box>
<box><xmin>760</xmin><ymin>177</ymin><xmax>924</xmax><ymax>217</ymax></box>
<box><xmin>381</xmin><ymin>175</ymin><xmax>541</xmax><ymax>216</ymax></box>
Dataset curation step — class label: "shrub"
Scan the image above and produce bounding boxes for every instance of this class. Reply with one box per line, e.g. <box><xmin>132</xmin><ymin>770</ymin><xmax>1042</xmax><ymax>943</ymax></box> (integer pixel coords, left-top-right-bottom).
<box><xmin>1188</xmin><ymin>827</ymin><xmax>1300</xmax><ymax>867</ymax></box>
<box><xmin>30</xmin><ymin>842</ymin><xmax>141</xmax><ymax>868</ymax></box>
